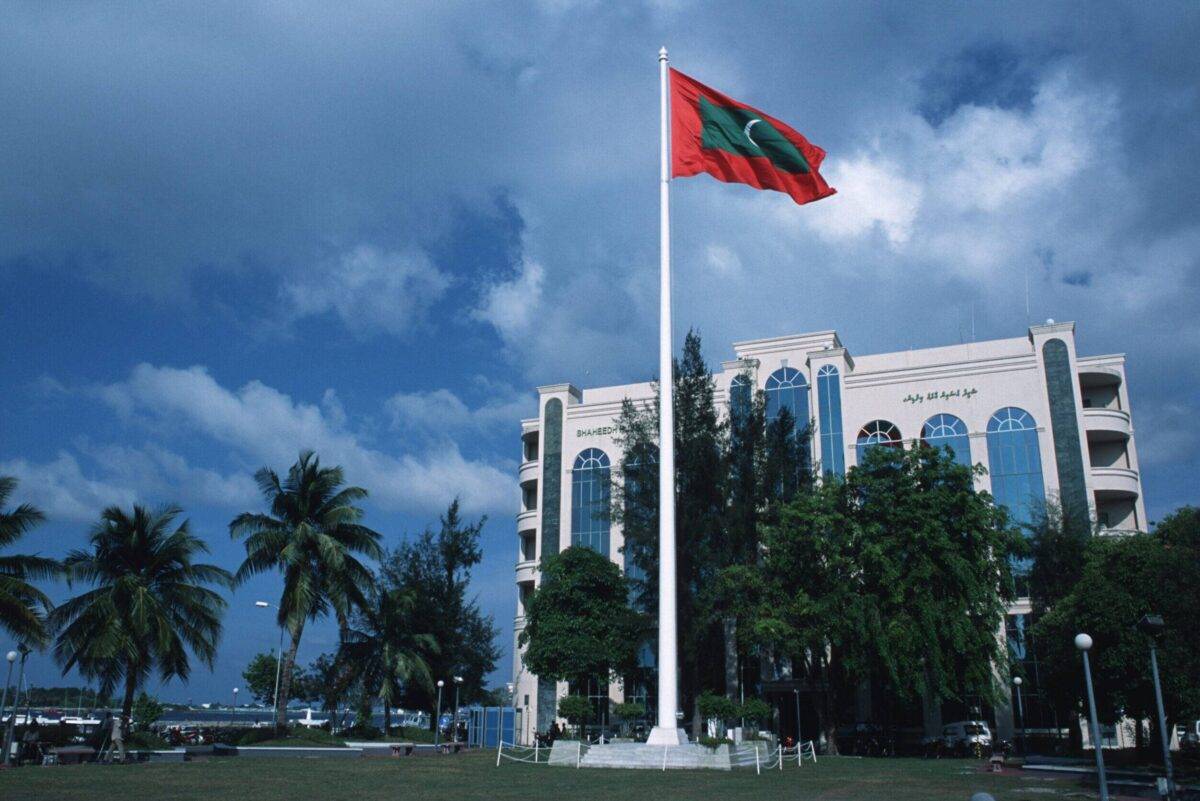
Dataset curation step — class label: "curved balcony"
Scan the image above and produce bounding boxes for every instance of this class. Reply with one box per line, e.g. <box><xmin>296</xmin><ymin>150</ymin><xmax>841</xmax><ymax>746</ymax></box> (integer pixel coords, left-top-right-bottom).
<box><xmin>519</xmin><ymin>459</ymin><xmax>540</xmax><ymax>485</ymax></box>
<box><xmin>1091</xmin><ymin>466</ymin><xmax>1140</xmax><ymax>499</ymax></box>
<box><xmin>515</xmin><ymin>559</ymin><xmax>538</xmax><ymax>584</ymax></box>
<box><xmin>517</xmin><ymin>508</ymin><xmax>538</xmax><ymax>528</ymax></box>
<box><xmin>513</xmin><ymin>614</ymin><xmax>527</xmax><ymax>631</ymax></box>
<box><xmin>1083</xmin><ymin>408</ymin><xmax>1131</xmax><ymax>441</ymax></box>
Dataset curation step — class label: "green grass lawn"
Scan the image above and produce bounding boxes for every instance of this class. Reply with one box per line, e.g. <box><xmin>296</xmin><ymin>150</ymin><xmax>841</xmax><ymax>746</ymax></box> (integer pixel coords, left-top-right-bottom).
<box><xmin>2</xmin><ymin>751</ymin><xmax>1093</xmax><ymax>801</ymax></box>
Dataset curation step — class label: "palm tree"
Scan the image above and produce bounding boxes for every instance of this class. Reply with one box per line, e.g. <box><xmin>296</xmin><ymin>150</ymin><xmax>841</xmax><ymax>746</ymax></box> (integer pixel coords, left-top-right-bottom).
<box><xmin>230</xmin><ymin>451</ymin><xmax>383</xmax><ymax>732</ymax></box>
<box><xmin>51</xmin><ymin>505</ymin><xmax>232</xmax><ymax>721</ymax></box>
<box><xmin>339</xmin><ymin>586</ymin><xmax>436</xmax><ymax>733</ymax></box>
<box><xmin>0</xmin><ymin>476</ymin><xmax>56</xmax><ymax>646</ymax></box>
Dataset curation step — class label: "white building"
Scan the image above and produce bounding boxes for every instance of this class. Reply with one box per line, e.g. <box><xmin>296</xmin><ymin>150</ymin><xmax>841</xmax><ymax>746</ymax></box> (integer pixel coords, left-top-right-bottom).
<box><xmin>512</xmin><ymin>321</ymin><xmax>1145</xmax><ymax>743</ymax></box>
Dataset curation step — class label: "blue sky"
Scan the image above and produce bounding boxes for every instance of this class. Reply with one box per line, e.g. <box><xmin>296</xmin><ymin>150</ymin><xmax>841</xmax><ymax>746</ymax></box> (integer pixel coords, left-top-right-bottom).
<box><xmin>2</xmin><ymin>1</ymin><xmax>1198</xmax><ymax>704</ymax></box>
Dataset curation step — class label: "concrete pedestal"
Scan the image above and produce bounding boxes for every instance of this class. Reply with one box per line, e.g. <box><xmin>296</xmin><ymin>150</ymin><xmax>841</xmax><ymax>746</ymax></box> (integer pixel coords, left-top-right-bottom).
<box><xmin>646</xmin><ymin>726</ymin><xmax>689</xmax><ymax>746</ymax></box>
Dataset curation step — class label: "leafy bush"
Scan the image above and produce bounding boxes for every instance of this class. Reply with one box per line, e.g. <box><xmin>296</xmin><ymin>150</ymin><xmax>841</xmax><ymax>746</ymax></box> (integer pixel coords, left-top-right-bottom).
<box><xmin>131</xmin><ymin>692</ymin><xmax>165</xmax><ymax>732</ymax></box>
<box><xmin>341</xmin><ymin>722</ymin><xmax>384</xmax><ymax>740</ymax></box>
<box><xmin>236</xmin><ymin>726</ymin><xmax>346</xmax><ymax>747</ymax></box>
<box><xmin>698</xmin><ymin>735</ymin><xmax>733</xmax><ymax>749</ymax></box>
<box><xmin>739</xmin><ymin>698</ymin><xmax>772</xmax><ymax>725</ymax></box>
<box><xmin>127</xmin><ymin>730</ymin><xmax>170</xmax><ymax>750</ymax></box>
<box><xmin>697</xmin><ymin>691</ymin><xmax>738</xmax><ymax>721</ymax></box>
<box><xmin>612</xmin><ymin>702</ymin><xmax>645</xmax><ymax>721</ymax></box>
<box><xmin>557</xmin><ymin>694</ymin><xmax>591</xmax><ymax>724</ymax></box>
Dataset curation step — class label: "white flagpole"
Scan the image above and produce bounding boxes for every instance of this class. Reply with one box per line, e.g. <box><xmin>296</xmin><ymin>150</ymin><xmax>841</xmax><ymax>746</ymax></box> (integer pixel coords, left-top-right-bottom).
<box><xmin>647</xmin><ymin>45</ymin><xmax>685</xmax><ymax>746</ymax></box>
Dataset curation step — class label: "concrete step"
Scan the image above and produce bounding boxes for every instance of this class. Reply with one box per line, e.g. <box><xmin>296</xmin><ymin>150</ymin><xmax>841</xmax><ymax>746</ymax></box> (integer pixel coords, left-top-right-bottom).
<box><xmin>546</xmin><ymin>741</ymin><xmax>750</xmax><ymax>770</ymax></box>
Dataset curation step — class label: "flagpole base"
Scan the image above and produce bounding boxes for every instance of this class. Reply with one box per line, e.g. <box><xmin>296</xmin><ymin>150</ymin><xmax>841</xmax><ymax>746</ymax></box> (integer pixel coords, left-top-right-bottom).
<box><xmin>646</xmin><ymin>726</ymin><xmax>689</xmax><ymax>746</ymax></box>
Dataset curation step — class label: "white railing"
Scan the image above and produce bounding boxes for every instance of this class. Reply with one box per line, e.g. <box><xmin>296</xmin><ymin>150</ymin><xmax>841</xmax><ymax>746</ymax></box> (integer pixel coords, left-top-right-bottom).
<box><xmin>494</xmin><ymin>739</ymin><xmax>551</xmax><ymax>766</ymax></box>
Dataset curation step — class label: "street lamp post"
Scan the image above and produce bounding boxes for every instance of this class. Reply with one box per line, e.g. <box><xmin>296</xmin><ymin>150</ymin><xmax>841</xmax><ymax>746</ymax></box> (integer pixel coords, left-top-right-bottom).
<box><xmin>1075</xmin><ymin>634</ymin><xmax>1109</xmax><ymax>801</ymax></box>
<box><xmin>452</xmin><ymin>676</ymin><xmax>463</xmax><ymax>744</ymax></box>
<box><xmin>1138</xmin><ymin>614</ymin><xmax>1175</xmax><ymax>796</ymax></box>
<box><xmin>1012</xmin><ymin>676</ymin><xmax>1025</xmax><ymax>757</ymax></box>
<box><xmin>232</xmin><ymin>687</ymin><xmax>239</xmax><ymax>725</ymax></box>
<box><xmin>506</xmin><ymin>682</ymin><xmax>516</xmax><ymax>746</ymax></box>
<box><xmin>794</xmin><ymin>688</ymin><xmax>802</xmax><ymax>746</ymax></box>
<box><xmin>255</xmin><ymin>601</ymin><xmax>285</xmax><ymax>722</ymax></box>
<box><xmin>434</xmin><ymin>680</ymin><xmax>445</xmax><ymax>748</ymax></box>
<box><xmin>3</xmin><ymin>644</ymin><xmax>30</xmax><ymax>767</ymax></box>
<box><xmin>1</xmin><ymin>652</ymin><xmax>16</xmax><ymax>732</ymax></box>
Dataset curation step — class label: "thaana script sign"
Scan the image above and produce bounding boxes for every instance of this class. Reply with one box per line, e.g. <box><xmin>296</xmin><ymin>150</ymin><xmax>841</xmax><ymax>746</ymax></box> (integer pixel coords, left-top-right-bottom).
<box><xmin>902</xmin><ymin>387</ymin><xmax>979</xmax><ymax>405</ymax></box>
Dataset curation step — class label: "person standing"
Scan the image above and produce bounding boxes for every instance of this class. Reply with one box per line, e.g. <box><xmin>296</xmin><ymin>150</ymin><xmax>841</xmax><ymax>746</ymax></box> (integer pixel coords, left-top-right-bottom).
<box><xmin>110</xmin><ymin>714</ymin><xmax>126</xmax><ymax>763</ymax></box>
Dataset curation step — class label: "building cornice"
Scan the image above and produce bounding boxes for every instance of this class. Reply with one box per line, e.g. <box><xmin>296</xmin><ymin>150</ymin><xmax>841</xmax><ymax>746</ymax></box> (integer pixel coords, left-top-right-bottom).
<box><xmin>1028</xmin><ymin>320</ymin><xmax>1076</xmax><ymax>338</ymax></box>
<box><xmin>537</xmin><ymin>382</ymin><xmax>581</xmax><ymax>401</ymax></box>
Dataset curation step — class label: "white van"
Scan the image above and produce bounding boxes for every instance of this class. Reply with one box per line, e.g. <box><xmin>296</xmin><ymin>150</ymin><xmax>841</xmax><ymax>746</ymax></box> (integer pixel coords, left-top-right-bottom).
<box><xmin>942</xmin><ymin>721</ymin><xmax>992</xmax><ymax>755</ymax></box>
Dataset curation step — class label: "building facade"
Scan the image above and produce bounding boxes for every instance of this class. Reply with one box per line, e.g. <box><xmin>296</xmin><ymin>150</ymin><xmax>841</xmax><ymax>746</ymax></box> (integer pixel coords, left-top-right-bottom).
<box><xmin>511</xmin><ymin>322</ymin><xmax>1145</xmax><ymax>744</ymax></box>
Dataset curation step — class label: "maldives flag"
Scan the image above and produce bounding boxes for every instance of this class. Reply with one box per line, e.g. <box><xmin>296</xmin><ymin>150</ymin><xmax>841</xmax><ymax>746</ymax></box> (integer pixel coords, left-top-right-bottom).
<box><xmin>670</xmin><ymin>68</ymin><xmax>835</xmax><ymax>206</ymax></box>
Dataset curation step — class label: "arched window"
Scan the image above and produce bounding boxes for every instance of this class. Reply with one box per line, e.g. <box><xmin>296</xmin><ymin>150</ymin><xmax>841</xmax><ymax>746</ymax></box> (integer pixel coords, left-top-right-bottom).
<box><xmin>572</xmin><ymin>448</ymin><xmax>611</xmax><ymax>556</ymax></box>
<box><xmin>729</xmin><ymin>374</ymin><xmax>752</xmax><ymax>424</ymax></box>
<box><xmin>921</xmin><ymin>413</ymin><xmax>971</xmax><ymax>467</ymax></box>
<box><xmin>816</xmin><ymin>365</ymin><xmax>845</xmax><ymax>476</ymax></box>
<box><xmin>855</xmin><ymin>420</ymin><xmax>902</xmax><ymax>464</ymax></box>
<box><xmin>765</xmin><ymin>367</ymin><xmax>809</xmax><ymax>427</ymax></box>
<box><xmin>985</xmin><ymin>407</ymin><xmax>1046</xmax><ymax>529</ymax></box>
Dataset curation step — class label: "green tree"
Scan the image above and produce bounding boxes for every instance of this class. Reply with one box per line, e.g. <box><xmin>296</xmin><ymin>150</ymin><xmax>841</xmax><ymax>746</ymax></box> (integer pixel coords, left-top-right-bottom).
<box><xmin>230</xmin><ymin>450</ymin><xmax>383</xmax><ymax>732</ymax></box>
<box><xmin>298</xmin><ymin>652</ymin><xmax>354</xmax><ymax>725</ymax></box>
<box><xmin>131</xmin><ymin>691</ymin><xmax>165</xmax><ymax>732</ymax></box>
<box><xmin>557</xmin><ymin>695</ymin><xmax>591</xmax><ymax>738</ymax></box>
<box><xmin>520</xmin><ymin>547</ymin><xmax>640</xmax><ymax>736</ymax></box>
<box><xmin>757</xmin><ymin>475</ymin><xmax>859</xmax><ymax>752</ymax></box>
<box><xmin>242</xmin><ymin>652</ymin><xmax>280</xmax><ymax>706</ymax></box>
<box><xmin>339</xmin><ymin>586</ymin><xmax>436</xmax><ymax>733</ymax></box>
<box><xmin>380</xmin><ymin>499</ymin><xmax>499</xmax><ymax>712</ymax></box>
<box><xmin>845</xmin><ymin>444</ymin><xmax>1020</xmax><ymax>714</ymax></box>
<box><xmin>611</xmin><ymin>330</ymin><xmax>732</xmax><ymax>735</ymax></box>
<box><xmin>757</xmin><ymin>444</ymin><xmax>1020</xmax><ymax>751</ymax></box>
<box><xmin>1034</xmin><ymin>507</ymin><xmax>1200</xmax><ymax>755</ymax></box>
<box><xmin>52</xmin><ymin>504</ymin><xmax>232</xmax><ymax>722</ymax></box>
<box><xmin>0</xmin><ymin>476</ymin><xmax>56</xmax><ymax>645</ymax></box>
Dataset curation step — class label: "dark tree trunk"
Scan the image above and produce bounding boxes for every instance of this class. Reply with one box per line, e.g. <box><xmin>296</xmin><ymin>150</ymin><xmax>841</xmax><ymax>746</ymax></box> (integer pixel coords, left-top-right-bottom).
<box><xmin>120</xmin><ymin>664</ymin><xmax>138</xmax><ymax>722</ymax></box>
<box><xmin>724</xmin><ymin>618</ymin><xmax>738</xmax><ymax>701</ymax></box>
<box><xmin>275</xmin><ymin>620</ymin><xmax>306</xmax><ymax>733</ymax></box>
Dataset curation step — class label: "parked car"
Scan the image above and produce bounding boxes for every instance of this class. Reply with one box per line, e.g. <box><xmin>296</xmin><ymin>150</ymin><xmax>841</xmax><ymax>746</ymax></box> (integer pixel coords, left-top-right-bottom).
<box><xmin>941</xmin><ymin>721</ymin><xmax>992</xmax><ymax>757</ymax></box>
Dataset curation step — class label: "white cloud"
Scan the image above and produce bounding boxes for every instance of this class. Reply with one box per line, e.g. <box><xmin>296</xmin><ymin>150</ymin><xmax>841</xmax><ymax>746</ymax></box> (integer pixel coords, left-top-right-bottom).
<box><xmin>96</xmin><ymin>364</ymin><xmax>515</xmax><ymax>514</ymax></box>
<box><xmin>0</xmin><ymin>453</ymin><xmax>136</xmax><ymax>522</ymax></box>
<box><xmin>385</xmin><ymin>385</ymin><xmax>529</xmax><ymax>439</ymax></box>
<box><xmin>472</xmin><ymin>258</ymin><xmax>544</xmax><ymax>343</ymax></box>
<box><xmin>705</xmin><ymin>244</ymin><xmax>743</xmax><ymax>278</ymax></box>
<box><xmin>809</xmin><ymin>156</ymin><xmax>922</xmax><ymax>246</ymax></box>
<box><xmin>0</xmin><ymin>443</ymin><xmax>259</xmax><ymax>522</ymax></box>
<box><xmin>284</xmin><ymin>245</ymin><xmax>450</xmax><ymax>337</ymax></box>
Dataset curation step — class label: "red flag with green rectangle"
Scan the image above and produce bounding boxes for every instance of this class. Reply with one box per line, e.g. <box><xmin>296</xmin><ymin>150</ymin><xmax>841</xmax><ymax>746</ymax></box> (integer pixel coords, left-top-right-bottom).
<box><xmin>670</xmin><ymin>68</ymin><xmax>835</xmax><ymax>206</ymax></box>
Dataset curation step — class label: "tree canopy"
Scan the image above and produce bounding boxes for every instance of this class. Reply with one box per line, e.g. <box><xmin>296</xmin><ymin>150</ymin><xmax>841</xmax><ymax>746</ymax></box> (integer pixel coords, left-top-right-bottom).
<box><xmin>380</xmin><ymin>499</ymin><xmax>499</xmax><ymax>710</ymax></box>
<box><xmin>52</xmin><ymin>504</ymin><xmax>232</xmax><ymax>720</ymax></box>
<box><xmin>0</xmin><ymin>476</ymin><xmax>56</xmax><ymax>646</ymax></box>
<box><xmin>1034</xmin><ymin>506</ymin><xmax>1200</xmax><ymax>741</ymax></box>
<box><xmin>230</xmin><ymin>450</ymin><xmax>382</xmax><ymax>731</ymax></box>
<box><xmin>520</xmin><ymin>546</ymin><xmax>641</xmax><ymax>689</ymax></box>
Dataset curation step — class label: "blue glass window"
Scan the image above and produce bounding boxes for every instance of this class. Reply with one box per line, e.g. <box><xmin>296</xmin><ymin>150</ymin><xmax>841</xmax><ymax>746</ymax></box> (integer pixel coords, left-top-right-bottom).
<box><xmin>571</xmin><ymin>448</ymin><xmax>611</xmax><ymax>555</ymax></box>
<box><xmin>921</xmin><ymin>413</ymin><xmax>972</xmax><ymax>467</ymax></box>
<box><xmin>985</xmin><ymin>407</ymin><xmax>1046</xmax><ymax>530</ymax></box>
<box><xmin>729</xmin><ymin>374</ymin><xmax>752</xmax><ymax>424</ymax></box>
<box><xmin>855</xmin><ymin>420</ymin><xmax>902</xmax><ymax>464</ymax></box>
<box><xmin>765</xmin><ymin>367</ymin><xmax>809</xmax><ymax>426</ymax></box>
<box><xmin>816</xmin><ymin>365</ymin><xmax>845</xmax><ymax>476</ymax></box>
